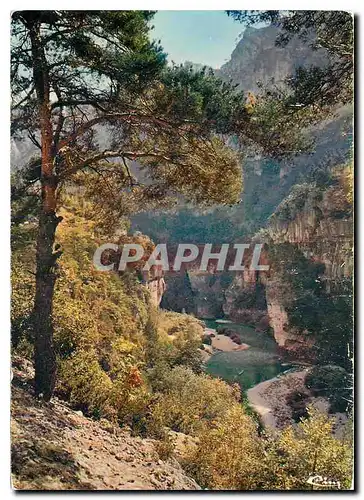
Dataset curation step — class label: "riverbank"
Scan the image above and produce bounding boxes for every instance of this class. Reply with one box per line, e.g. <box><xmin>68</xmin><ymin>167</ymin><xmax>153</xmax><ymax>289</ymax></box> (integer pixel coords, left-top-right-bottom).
<box><xmin>247</xmin><ymin>369</ymin><xmax>348</xmax><ymax>435</ymax></box>
<box><xmin>247</xmin><ymin>370</ymin><xmax>308</xmax><ymax>429</ymax></box>
<box><xmin>201</xmin><ymin>326</ymin><xmax>250</xmax><ymax>358</ymax></box>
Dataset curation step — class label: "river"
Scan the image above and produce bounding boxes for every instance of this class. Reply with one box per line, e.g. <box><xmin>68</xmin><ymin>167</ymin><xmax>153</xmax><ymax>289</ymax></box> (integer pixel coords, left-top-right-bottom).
<box><xmin>203</xmin><ymin>319</ymin><xmax>292</xmax><ymax>391</ymax></box>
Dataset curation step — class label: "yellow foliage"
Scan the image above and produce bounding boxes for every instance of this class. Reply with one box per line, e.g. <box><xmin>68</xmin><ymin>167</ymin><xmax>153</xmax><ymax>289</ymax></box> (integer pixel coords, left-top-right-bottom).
<box><xmin>185</xmin><ymin>405</ymin><xmax>265</xmax><ymax>490</ymax></box>
<box><xmin>185</xmin><ymin>406</ymin><xmax>353</xmax><ymax>491</ymax></box>
<box><xmin>58</xmin><ymin>345</ymin><xmax>150</xmax><ymax>422</ymax></box>
<box><xmin>264</xmin><ymin>406</ymin><xmax>353</xmax><ymax>490</ymax></box>
<box><xmin>149</xmin><ymin>366</ymin><xmax>240</xmax><ymax>435</ymax></box>
<box><xmin>339</xmin><ymin>163</ymin><xmax>354</xmax><ymax>205</ymax></box>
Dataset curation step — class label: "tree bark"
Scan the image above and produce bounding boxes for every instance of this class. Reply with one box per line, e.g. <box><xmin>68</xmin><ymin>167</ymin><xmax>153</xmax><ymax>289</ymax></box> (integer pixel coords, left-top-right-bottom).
<box><xmin>33</xmin><ymin>211</ymin><xmax>60</xmax><ymax>400</ymax></box>
<box><xmin>26</xmin><ymin>16</ymin><xmax>61</xmax><ymax>400</ymax></box>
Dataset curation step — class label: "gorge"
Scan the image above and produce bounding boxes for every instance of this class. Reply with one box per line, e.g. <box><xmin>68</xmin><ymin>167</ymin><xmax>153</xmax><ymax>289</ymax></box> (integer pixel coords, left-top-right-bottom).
<box><xmin>10</xmin><ymin>11</ymin><xmax>354</xmax><ymax>490</ymax></box>
<box><xmin>133</xmin><ymin>24</ymin><xmax>353</xmax><ymax>369</ymax></box>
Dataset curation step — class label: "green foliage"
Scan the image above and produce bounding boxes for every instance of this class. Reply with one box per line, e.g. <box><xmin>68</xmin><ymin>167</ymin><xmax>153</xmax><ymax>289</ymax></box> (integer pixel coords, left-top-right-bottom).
<box><xmin>268</xmin><ymin>242</ymin><xmax>325</xmax><ymax>297</ymax></box>
<box><xmin>52</xmin><ymin>206</ymin><xmax>150</xmax><ymax>357</ymax></box>
<box><xmin>144</xmin><ymin>310</ymin><xmax>204</xmax><ymax>374</ymax></box>
<box><xmin>227</xmin><ymin>10</ymin><xmax>353</xmax><ymax>107</ymax></box>
<box><xmin>11</xmin><ymin>12</ymin><xmax>353</xmax><ymax>490</ymax></box>
<box><xmin>12</xmin><ymin>10</ymin><xmax>267</xmax><ymax>213</ymax></box>
<box><xmin>12</xmin><ymin>214</ymin><xmax>354</xmax><ymax>489</ymax></box>
<box><xmin>11</xmin><ymin>229</ymin><xmax>36</xmax><ymax>348</ymax></box>
<box><xmin>273</xmin><ymin>183</ymin><xmax>322</xmax><ymax>222</ymax></box>
<box><xmin>267</xmin><ymin>242</ymin><xmax>352</xmax><ymax>370</ymax></box>
<box><xmin>11</xmin><ymin>204</ymin><xmax>208</xmax><ymax>426</ymax></box>
<box><xmin>11</xmin><ymin>206</ymin><xmax>152</xmax><ymax>422</ymax></box>
<box><xmin>201</xmin><ymin>334</ymin><xmax>212</xmax><ymax>345</ymax></box>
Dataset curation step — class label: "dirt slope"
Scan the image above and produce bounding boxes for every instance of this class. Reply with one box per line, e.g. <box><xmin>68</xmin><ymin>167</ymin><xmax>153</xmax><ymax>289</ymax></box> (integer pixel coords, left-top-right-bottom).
<box><xmin>11</xmin><ymin>358</ymin><xmax>199</xmax><ymax>491</ymax></box>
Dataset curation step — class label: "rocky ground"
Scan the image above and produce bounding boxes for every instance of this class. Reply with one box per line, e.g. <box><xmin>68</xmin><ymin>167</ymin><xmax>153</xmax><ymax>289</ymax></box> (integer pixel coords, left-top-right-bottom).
<box><xmin>200</xmin><ymin>327</ymin><xmax>250</xmax><ymax>362</ymax></box>
<box><xmin>247</xmin><ymin>370</ymin><xmax>348</xmax><ymax>434</ymax></box>
<box><xmin>11</xmin><ymin>357</ymin><xmax>199</xmax><ymax>491</ymax></box>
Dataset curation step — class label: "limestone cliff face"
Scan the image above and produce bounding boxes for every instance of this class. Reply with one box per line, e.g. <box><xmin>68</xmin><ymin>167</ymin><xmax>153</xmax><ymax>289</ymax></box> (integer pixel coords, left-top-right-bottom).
<box><xmin>264</xmin><ymin>278</ymin><xmax>315</xmax><ymax>352</ymax></box>
<box><xmin>220</xmin><ymin>27</ymin><xmax>352</xmax><ymax>348</ymax></box>
<box><xmin>223</xmin><ymin>176</ymin><xmax>353</xmax><ymax>355</ymax></box>
<box><xmin>223</xmin><ymin>269</ymin><xmax>268</xmax><ymax>328</ymax></box>
<box><xmin>267</xmin><ymin>184</ymin><xmax>353</xmax><ymax>282</ymax></box>
<box><xmin>146</xmin><ymin>275</ymin><xmax>166</xmax><ymax>307</ymax></box>
<box><xmin>136</xmin><ymin>26</ymin><xmax>352</xmax><ymax>354</ymax></box>
<box><xmin>144</xmin><ymin>264</ymin><xmax>166</xmax><ymax>307</ymax></box>
<box><xmin>218</xmin><ymin>25</ymin><xmax>327</xmax><ymax>92</ymax></box>
<box><xmin>161</xmin><ymin>269</ymin><xmax>230</xmax><ymax>318</ymax></box>
<box><xmin>187</xmin><ymin>271</ymin><xmax>226</xmax><ymax>318</ymax></box>
<box><xmin>263</xmin><ymin>181</ymin><xmax>353</xmax><ymax>352</ymax></box>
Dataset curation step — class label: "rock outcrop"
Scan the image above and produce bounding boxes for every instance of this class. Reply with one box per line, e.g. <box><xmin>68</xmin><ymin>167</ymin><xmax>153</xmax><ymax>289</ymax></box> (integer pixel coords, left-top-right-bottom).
<box><xmin>224</xmin><ymin>176</ymin><xmax>353</xmax><ymax>355</ymax></box>
<box><xmin>11</xmin><ymin>357</ymin><xmax>199</xmax><ymax>491</ymax></box>
<box><xmin>146</xmin><ymin>266</ymin><xmax>166</xmax><ymax>307</ymax></box>
<box><xmin>218</xmin><ymin>25</ymin><xmax>327</xmax><ymax>92</ymax></box>
<box><xmin>216</xmin><ymin>26</ymin><xmax>353</xmax><ymax>355</ymax></box>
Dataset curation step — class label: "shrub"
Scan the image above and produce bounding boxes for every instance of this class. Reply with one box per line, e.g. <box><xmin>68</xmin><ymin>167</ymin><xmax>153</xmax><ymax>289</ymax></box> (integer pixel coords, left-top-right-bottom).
<box><xmin>184</xmin><ymin>405</ymin><xmax>265</xmax><ymax>490</ymax></box>
<box><xmin>154</xmin><ymin>433</ymin><xmax>176</xmax><ymax>461</ymax></box>
<box><xmin>185</xmin><ymin>407</ymin><xmax>353</xmax><ymax>491</ymax></box>
<box><xmin>150</xmin><ymin>311</ymin><xmax>204</xmax><ymax>373</ymax></box>
<box><xmin>148</xmin><ymin>366</ymin><xmax>240</xmax><ymax>435</ymax></box>
<box><xmin>58</xmin><ymin>348</ymin><xmax>150</xmax><ymax>424</ymax></box>
<box><xmin>264</xmin><ymin>407</ymin><xmax>353</xmax><ymax>490</ymax></box>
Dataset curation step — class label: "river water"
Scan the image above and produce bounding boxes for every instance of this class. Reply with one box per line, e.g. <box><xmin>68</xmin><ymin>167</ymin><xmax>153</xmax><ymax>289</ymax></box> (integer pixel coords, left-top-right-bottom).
<box><xmin>203</xmin><ymin>319</ymin><xmax>292</xmax><ymax>391</ymax></box>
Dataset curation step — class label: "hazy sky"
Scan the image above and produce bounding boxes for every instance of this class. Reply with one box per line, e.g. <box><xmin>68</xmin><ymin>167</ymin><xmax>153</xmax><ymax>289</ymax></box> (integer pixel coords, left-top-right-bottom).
<box><xmin>149</xmin><ymin>11</ymin><xmax>245</xmax><ymax>69</ymax></box>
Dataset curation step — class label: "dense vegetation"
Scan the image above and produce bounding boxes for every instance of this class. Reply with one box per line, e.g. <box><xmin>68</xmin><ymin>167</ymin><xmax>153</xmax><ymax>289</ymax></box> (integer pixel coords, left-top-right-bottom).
<box><xmin>11</xmin><ymin>10</ymin><xmax>353</xmax><ymax>490</ymax></box>
<box><xmin>11</xmin><ymin>191</ymin><xmax>353</xmax><ymax>490</ymax></box>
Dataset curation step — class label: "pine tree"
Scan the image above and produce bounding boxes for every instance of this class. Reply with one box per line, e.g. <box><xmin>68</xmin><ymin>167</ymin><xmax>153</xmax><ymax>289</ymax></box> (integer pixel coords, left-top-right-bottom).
<box><xmin>11</xmin><ymin>11</ymin><xmax>237</xmax><ymax>400</ymax></box>
<box><xmin>11</xmin><ymin>10</ymin><xmax>313</xmax><ymax>400</ymax></box>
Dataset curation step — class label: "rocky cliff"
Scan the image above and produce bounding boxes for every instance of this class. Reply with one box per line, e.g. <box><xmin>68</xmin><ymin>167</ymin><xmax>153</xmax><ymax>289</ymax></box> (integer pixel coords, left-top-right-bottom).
<box><xmin>11</xmin><ymin>357</ymin><xmax>199</xmax><ymax>491</ymax></box>
<box><xmin>145</xmin><ymin>266</ymin><xmax>166</xmax><ymax>307</ymax></box>
<box><xmin>224</xmin><ymin>172</ymin><xmax>353</xmax><ymax>356</ymax></box>
<box><xmin>131</xmin><ymin>24</ymin><xmax>353</xmax><ymax>361</ymax></box>
<box><xmin>263</xmin><ymin>178</ymin><xmax>352</xmax><ymax>351</ymax></box>
<box><xmin>216</xmin><ymin>26</ymin><xmax>352</xmax><ymax>356</ymax></box>
<box><xmin>218</xmin><ymin>25</ymin><xmax>327</xmax><ymax>92</ymax></box>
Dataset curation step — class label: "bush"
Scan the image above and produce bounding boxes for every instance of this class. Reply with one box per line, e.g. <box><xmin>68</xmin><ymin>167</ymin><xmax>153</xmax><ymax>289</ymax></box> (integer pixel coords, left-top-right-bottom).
<box><xmin>286</xmin><ymin>390</ymin><xmax>310</xmax><ymax>422</ymax></box>
<box><xmin>58</xmin><ymin>348</ymin><xmax>150</xmax><ymax>424</ymax></box>
<box><xmin>264</xmin><ymin>407</ymin><xmax>353</xmax><ymax>490</ymax></box>
<box><xmin>185</xmin><ymin>406</ymin><xmax>353</xmax><ymax>490</ymax></box>
<box><xmin>184</xmin><ymin>405</ymin><xmax>265</xmax><ymax>490</ymax></box>
<box><xmin>154</xmin><ymin>433</ymin><xmax>176</xmax><ymax>461</ymax></box>
<box><xmin>152</xmin><ymin>311</ymin><xmax>204</xmax><ymax>373</ymax></box>
<box><xmin>147</xmin><ymin>366</ymin><xmax>240</xmax><ymax>436</ymax></box>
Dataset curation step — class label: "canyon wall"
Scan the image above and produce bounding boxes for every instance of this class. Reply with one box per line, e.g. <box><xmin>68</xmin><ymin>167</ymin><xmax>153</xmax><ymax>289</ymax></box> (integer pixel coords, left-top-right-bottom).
<box><xmin>224</xmin><ymin>177</ymin><xmax>353</xmax><ymax>355</ymax></box>
<box><xmin>133</xmin><ymin>24</ymin><xmax>353</xmax><ymax>360</ymax></box>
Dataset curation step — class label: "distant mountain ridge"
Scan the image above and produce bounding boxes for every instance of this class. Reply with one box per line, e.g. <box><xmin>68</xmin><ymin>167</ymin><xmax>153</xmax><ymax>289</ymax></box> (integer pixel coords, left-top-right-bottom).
<box><xmin>217</xmin><ymin>25</ymin><xmax>327</xmax><ymax>91</ymax></box>
<box><xmin>133</xmin><ymin>25</ymin><xmax>352</xmax><ymax>243</ymax></box>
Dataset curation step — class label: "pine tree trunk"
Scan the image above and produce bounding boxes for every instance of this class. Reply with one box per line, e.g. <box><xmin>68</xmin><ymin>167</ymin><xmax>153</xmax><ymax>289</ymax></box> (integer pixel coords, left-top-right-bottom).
<box><xmin>33</xmin><ymin>212</ymin><xmax>58</xmax><ymax>400</ymax></box>
<box><xmin>27</xmin><ymin>18</ymin><xmax>61</xmax><ymax>400</ymax></box>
